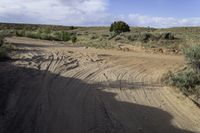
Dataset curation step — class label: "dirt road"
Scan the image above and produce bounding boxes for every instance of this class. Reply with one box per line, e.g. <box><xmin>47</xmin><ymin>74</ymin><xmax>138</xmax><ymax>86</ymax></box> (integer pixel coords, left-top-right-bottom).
<box><xmin>0</xmin><ymin>37</ymin><xmax>200</xmax><ymax>133</ymax></box>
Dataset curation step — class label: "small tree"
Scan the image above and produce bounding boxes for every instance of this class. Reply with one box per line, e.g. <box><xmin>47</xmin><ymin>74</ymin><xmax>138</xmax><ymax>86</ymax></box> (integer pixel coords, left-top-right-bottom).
<box><xmin>110</xmin><ymin>21</ymin><xmax>130</xmax><ymax>33</ymax></box>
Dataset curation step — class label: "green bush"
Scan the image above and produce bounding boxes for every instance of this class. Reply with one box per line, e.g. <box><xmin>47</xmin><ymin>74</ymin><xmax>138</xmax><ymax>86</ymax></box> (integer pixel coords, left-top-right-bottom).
<box><xmin>61</xmin><ymin>31</ymin><xmax>71</xmax><ymax>41</ymax></box>
<box><xmin>52</xmin><ymin>31</ymin><xmax>70</xmax><ymax>41</ymax></box>
<box><xmin>49</xmin><ymin>32</ymin><xmax>61</xmax><ymax>41</ymax></box>
<box><xmin>168</xmin><ymin>68</ymin><xmax>200</xmax><ymax>96</ymax></box>
<box><xmin>0</xmin><ymin>37</ymin><xmax>4</xmax><ymax>47</ymax></box>
<box><xmin>169</xmin><ymin>69</ymin><xmax>199</xmax><ymax>89</ymax></box>
<box><xmin>71</xmin><ymin>36</ymin><xmax>77</xmax><ymax>44</ymax></box>
<box><xmin>108</xmin><ymin>32</ymin><xmax>119</xmax><ymax>40</ymax></box>
<box><xmin>115</xmin><ymin>36</ymin><xmax>123</xmax><ymax>41</ymax></box>
<box><xmin>40</xmin><ymin>33</ymin><xmax>50</xmax><ymax>40</ymax></box>
<box><xmin>110</xmin><ymin>21</ymin><xmax>130</xmax><ymax>33</ymax></box>
<box><xmin>16</xmin><ymin>29</ymin><xmax>71</xmax><ymax>42</ymax></box>
<box><xmin>69</xmin><ymin>26</ymin><xmax>75</xmax><ymax>30</ymax></box>
<box><xmin>0</xmin><ymin>47</ymin><xmax>7</xmax><ymax>59</ymax></box>
<box><xmin>184</xmin><ymin>45</ymin><xmax>200</xmax><ymax>71</ymax></box>
<box><xmin>0</xmin><ymin>42</ymin><xmax>12</xmax><ymax>60</ymax></box>
<box><xmin>167</xmin><ymin>45</ymin><xmax>200</xmax><ymax>97</ymax></box>
<box><xmin>16</xmin><ymin>30</ymin><xmax>26</xmax><ymax>37</ymax></box>
<box><xmin>25</xmin><ymin>31</ymin><xmax>40</xmax><ymax>39</ymax></box>
<box><xmin>90</xmin><ymin>35</ymin><xmax>98</xmax><ymax>40</ymax></box>
<box><xmin>140</xmin><ymin>33</ymin><xmax>153</xmax><ymax>42</ymax></box>
<box><xmin>161</xmin><ymin>33</ymin><xmax>175</xmax><ymax>40</ymax></box>
<box><xmin>127</xmin><ymin>34</ymin><xmax>137</xmax><ymax>41</ymax></box>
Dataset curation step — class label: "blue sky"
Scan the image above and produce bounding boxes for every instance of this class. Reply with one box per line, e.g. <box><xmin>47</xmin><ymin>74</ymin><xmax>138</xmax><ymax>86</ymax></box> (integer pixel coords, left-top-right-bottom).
<box><xmin>0</xmin><ymin>0</ymin><xmax>200</xmax><ymax>27</ymax></box>
<box><xmin>109</xmin><ymin>0</ymin><xmax>200</xmax><ymax>18</ymax></box>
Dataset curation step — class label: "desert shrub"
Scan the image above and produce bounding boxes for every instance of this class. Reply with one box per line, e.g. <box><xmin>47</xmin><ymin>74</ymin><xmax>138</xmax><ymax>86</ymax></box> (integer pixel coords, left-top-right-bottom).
<box><xmin>40</xmin><ymin>33</ymin><xmax>50</xmax><ymax>40</ymax></box>
<box><xmin>71</xmin><ymin>36</ymin><xmax>77</xmax><ymax>44</ymax></box>
<box><xmin>87</xmin><ymin>41</ymin><xmax>114</xmax><ymax>49</ymax></box>
<box><xmin>90</xmin><ymin>35</ymin><xmax>98</xmax><ymax>40</ymax></box>
<box><xmin>49</xmin><ymin>32</ymin><xmax>60</xmax><ymax>41</ymax></box>
<box><xmin>24</xmin><ymin>31</ymin><xmax>34</xmax><ymax>38</ymax></box>
<box><xmin>108</xmin><ymin>32</ymin><xmax>119</xmax><ymax>40</ymax></box>
<box><xmin>37</xmin><ymin>28</ymin><xmax>51</xmax><ymax>34</ymax></box>
<box><xmin>161</xmin><ymin>33</ymin><xmax>175</xmax><ymax>40</ymax></box>
<box><xmin>115</xmin><ymin>36</ymin><xmax>123</xmax><ymax>41</ymax></box>
<box><xmin>69</xmin><ymin>26</ymin><xmax>75</xmax><ymax>30</ymax></box>
<box><xmin>0</xmin><ymin>41</ymin><xmax>12</xmax><ymax>60</ymax></box>
<box><xmin>0</xmin><ymin>37</ymin><xmax>6</xmax><ymax>59</ymax></box>
<box><xmin>0</xmin><ymin>46</ymin><xmax>7</xmax><ymax>59</ymax></box>
<box><xmin>61</xmin><ymin>31</ymin><xmax>71</xmax><ymax>41</ymax></box>
<box><xmin>89</xmin><ymin>34</ymin><xmax>99</xmax><ymax>40</ymax></box>
<box><xmin>110</xmin><ymin>21</ymin><xmax>130</xmax><ymax>33</ymax></box>
<box><xmin>168</xmin><ymin>68</ymin><xmax>200</xmax><ymax>96</ymax></box>
<box><xmin>84</xmin><ymin>31</ymin><xmax>89</xmax><ymax>35</ymax></box>
<box><xmin>139</xmin><ymin>33</ymin><xmax>159</xmax><ymax>42</ymax></box>
<box><xmin>16</xmin><ymin>29</ymin><xmax>71</xmax><ymax>42</ymax></box>
<box><xmin>49</xmin><ymin>31</ymin><xmax>70</xmax><ymax>41</ymax></box>
<box><xmin>0</xmin><ymin>30</ymin><xmax>16</xmax><ymax>37</ymax></box>
<box><xmin>0</xmin><ymin>36</ymin><xmax>4</xmax><ymax>47</ymax></box>
<box><xmin>184</xmin><ymin>45</ymin><xmax>200</xmax><ymax>71</ymax></box>
<box><xmin>30</xmin><ymin>32</ymin><xmax>41</xmax><ymax>39</ymax></box>
<box><xmin>140</xmin><ymin>33</ymin><xmax>152</xmax><ymax>42</ymax></box>
<box><xmin>127</xmin><ymin>35</ymin><xmax>136</xmax><ymax>41</ymax></box>
<box><xmin>127</xmin><ymin>32</ymin><xmax>176</xmax><ymax>43</ymax></box>
<box><xmin>167</xmin><ymin>45</ymin><xmax>200</xmax><ymax>97</ymax></box>
<box><xmin>101</xmin><ymin>34</ymin><xmax>109</xmax><ymax>38</ymax></box>
<box><xmin>16</xmin><ymin>29</ymin><xmax>27</xmax><ymax>37</ymax></box>
<box><xmin>52</xmin><ymin>31</ymin><xmax>62</xmax><ymax>41</ymax></box>
<box><xmin>43</xmin><ymin>28</ymin><xmax>51</xmax><ymax>34</ymax></box>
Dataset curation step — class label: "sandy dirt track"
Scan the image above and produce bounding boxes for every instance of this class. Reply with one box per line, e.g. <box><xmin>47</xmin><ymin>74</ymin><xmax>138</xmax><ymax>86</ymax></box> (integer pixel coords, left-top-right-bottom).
<box><xmin>0</xmin><ymin>37</ymin><xmax>200</xmax><ymax>133</ymax></box>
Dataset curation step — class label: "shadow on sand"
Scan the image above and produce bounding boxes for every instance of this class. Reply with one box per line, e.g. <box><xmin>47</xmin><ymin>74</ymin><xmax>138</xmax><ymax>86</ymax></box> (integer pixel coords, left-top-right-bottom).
<box><xmin>0</xmin><ymin>61</ymin><xmax>197</xmax><ymax>133</ymax></box>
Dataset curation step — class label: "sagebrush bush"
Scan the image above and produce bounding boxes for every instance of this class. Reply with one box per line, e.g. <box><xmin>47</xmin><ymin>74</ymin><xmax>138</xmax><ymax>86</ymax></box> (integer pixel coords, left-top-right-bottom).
<box><xmin>127</xmin><ymin>32</ymin><xmax>174</xmax><ymax>43</ymax></box>
<box><xmin>90</xmin><ymin>34</ymin><xmax>98</xmax><ymax>40</ymax></box>
<box><xmin>61</xmin><ymin>31</ymin><xmax>71</xmax><ymax>41</ymax></box>
<box><xmin>0</xmin><ymin>47</ymin><xmax>7</xmax><ymax>59</ymax></box>
<box><xmin>127</xmin><ymin>34</ymin><xmax>138</xmax><ymax>41</ymax></box>
<box><xmin>71</xmin><ymin>36</ymin><xmax>77</xmax><ymax>44</ymax></box>
<box><xmin>140</xmin><ymin>33</ymin><xmax>157</xmax><ymax>42</ymax></box>
<box><xmin>167</xmin><ymin>45</ymin><xmax>200</xmax><ymax>97</ymax></box>
<box><xmin>16</xmin><ymin>29</ymin><xmax>71</xmax><ymax>42</ymax></box>
<box><xmin>168</xmin><ymin>68</ymin><xmax>200</xmax><ymax>96</ymax></box>
<box><xmin>161</xmin><ymin>33</ymin><xmax>175</xmax><ymax>40</ymax></box>
<box><xmin>16</xmin><ymin>30</ymin><xmax>26</xmax><ymax>37</ymax></box>
<box><xmin>0</xmin><ymin>37</ymin><xmax>4</xmax><ymax>46</ymax></box>
<box><xmin>0</xmin><ymin>37</ymin><xmax>5</xmax><ymax>59</ymax></box>
<box><xmin>184</xmin><ymin>45</ymin><xmax>200</xmax><ymax>71</ymax></box>
<box><xmin>0</xmin><ymin>42</ymin><xmax>12</xmax><ymax>60</ymax></box>
<box><xmin>40</xmin><ymin>33</ymin><xmax>50</xmax><ymax>40</ymax></box>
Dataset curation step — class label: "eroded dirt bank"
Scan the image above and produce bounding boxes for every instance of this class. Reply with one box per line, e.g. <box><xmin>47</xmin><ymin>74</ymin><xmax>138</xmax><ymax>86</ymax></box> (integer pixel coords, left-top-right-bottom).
<box><xmin>0</xmin><ymin>37</ymin><xmax>200</xmax><ymax>133</ymax></box>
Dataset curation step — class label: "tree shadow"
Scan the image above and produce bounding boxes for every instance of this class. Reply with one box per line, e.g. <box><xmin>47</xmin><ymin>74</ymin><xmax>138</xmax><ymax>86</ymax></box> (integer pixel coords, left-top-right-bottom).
<box><xmin>0</xmin><ymin>62</ymin><xmax>197</xmax><ymax>133</ymax></box>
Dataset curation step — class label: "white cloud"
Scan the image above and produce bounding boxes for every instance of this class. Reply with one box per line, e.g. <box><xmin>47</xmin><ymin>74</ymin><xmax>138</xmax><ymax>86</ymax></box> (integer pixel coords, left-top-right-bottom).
<box><xmin>1</xmin><ymin>1</ymin><xmax>200</xmax><ymax>27</ymax></box>
<box><xmin>128</xmin><ymin>14</ymin><xmax>200</xmax><ymax>28</ymax></box>
<box><xmin>0</xmin><ymin>0</ymin><xmax>109</xmax><ymax>25</ymax></box>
